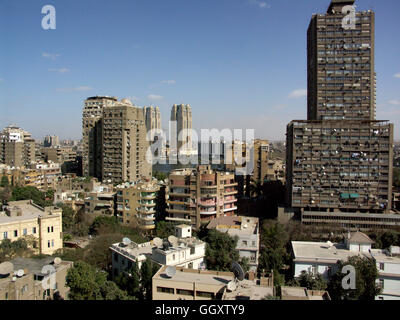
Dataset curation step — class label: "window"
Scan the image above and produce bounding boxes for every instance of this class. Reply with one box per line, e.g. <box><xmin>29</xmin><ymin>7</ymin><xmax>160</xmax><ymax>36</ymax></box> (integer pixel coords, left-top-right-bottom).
<box><xmin>242</xmin><ymin>240</ymin><xmax>248</xmax><ymax>246</ymax></box>
<box><xmin>14</xmin><ymin>230</ymin><xmax>18</xmax><ymax>237</ymax></box>
<box><xmin>157</xmin><ymin>287</ymin><xmax>174</xmax><ymax>294</ymax></box>
<box><xmin>3</xmin><ymin>232</ymin><xmax>7</xmax><ymax>239</ymax></box>
<box><xmin>48</xmin><ymin>227</ymin><xmax>50</xmax><ymax>233</ymax></box>
<box><xmin>51</xmin><ymin>226</ymin><xmax>54</xmax><ymax>233</ymax></box>
<box><xmin>379</xmin><ymin>279</ymin><xmax>384</xmax><ymax>289</ymax></box>
<box><xmin>196</xmin><ymin>291</ymin><xmax>214</xmax><ymax>299</ymax></box>
<box><xmin>51</xmin><ymin>240</ymin><xmax>54</xmax><ymax>247</ymax></box>
<box><xmin>5</xmin><ymin>292</ymin><xmax>8</xmax><ymax>300</ymax></box>
<box><xmin>176</xmin><ymin>289</ymin><xmax>194</xmax><ymax>296</ymax></box>
<box><xmin>379</xmin><ymin>263</ymin><xmax>384</xmax><ymax>271</ymax></box>
<box><xmin>23</xmin><ymin>229</ymin><xmax>27</xmax><ymax>236</ymax></box>
<box><xmin>48</xmin><ymin>240</ymin><xmax>51</xmax><ymax>248</ymax></box>
<box><xmin>190</xmin><ymin>247</ymin><xmax>195</xmax><ymax>255</ymax></box>
<box><xmin>252</xmin><ymin>241</ymin><xmax>256</xmax><ymax>247</ymax></box>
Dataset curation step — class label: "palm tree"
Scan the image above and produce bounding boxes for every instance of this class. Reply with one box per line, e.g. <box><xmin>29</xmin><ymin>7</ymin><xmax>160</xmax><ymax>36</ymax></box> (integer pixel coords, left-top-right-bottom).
<box><xmin>249</xmin><ymin>179</ymin><xmax>263</xmax><ymax>198</ymax></box>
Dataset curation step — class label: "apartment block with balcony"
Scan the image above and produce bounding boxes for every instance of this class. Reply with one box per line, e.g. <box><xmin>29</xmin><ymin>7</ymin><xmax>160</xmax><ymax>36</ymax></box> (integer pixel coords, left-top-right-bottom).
<box><xmin>116</xmin><ymin>179</ymin><xmax>162</xmax><ymax>231</ymax></box>
<box><xmin>286</xmin><ymin>120</ymin><xmax>393</xmax><ymax>213</ymax></box>
<box><xmin>166</xmin><ymin>165</ymin><xmax>238</xmax><ymax>229</ymax></box>
<box><xmin>102</xmin><ymin>99</ymin><xmax>151</xmax><ymax>184</ymax></box>
<box><xmin>0</xmin><ymin>125</ymin><xmax>35</xmax><ymax>168</ymax></box>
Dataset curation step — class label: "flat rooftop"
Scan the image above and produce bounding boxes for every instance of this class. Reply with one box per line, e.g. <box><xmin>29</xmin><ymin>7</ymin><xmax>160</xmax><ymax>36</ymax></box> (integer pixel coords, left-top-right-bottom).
<box><xmin>292</xmin><ymin>241</ymin><xmax>371</xmax><ymax>263</ymax></box>
<box><xmin>207</xmin><ymin>216</ymin><xmax>259</xmax><ymax>236</ymax></box>
<box><xmin>154</xmin><ymin>266</ymin><xmax>234</xmax><ymax>287</ymax></box>
<box><xmin>0</xmin><ymin>200</ymin><xmax>59</xmax><ymax>224</ymax></box>
<box><xmin>223</xmin><ymin>280</ymin><xmax>274</xmax><ymax>300</ymax></box>
<box><xmin>110</xmin><ymin>241</ymin><xmax>154</xmax><ymax>260</ymax></box>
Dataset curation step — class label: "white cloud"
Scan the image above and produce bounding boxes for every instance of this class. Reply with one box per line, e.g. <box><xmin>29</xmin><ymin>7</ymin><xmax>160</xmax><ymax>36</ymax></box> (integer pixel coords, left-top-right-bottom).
<box><xmin>289</xmin><ymin>89</ymin><xmax>307</xmax><ymax>98</ymax></box>
<box><xmin>42</xmin><ymin>52</ymin><xmax>60</xmax><ymax>60</ymax></box>
<box><xmin>56</xmin><ymin>86</ymin><xmax>93</xmax><ymax>92</ymax></box>
<box><xmin>147</xmin><ymin>94</ymin><xmax>163</xmax><ymax>101</ymax></box>
<box><xmin>388</xmin><ymin>100</ymin><xmax>400</xmax><ymax>106</ymax></box>
<box><xmin>49</xmin><ymin>68</ymin><xmax>70</xmax><ymax>74</ymax></box>
<box><xmin>161</xmin><ymin>80</ymin><xmax>176</xmax><ymax>85</ymax></box>
<box><xmin>394</xmin><ymin>73</ymin><xmax>400</xmax><ymax>78</ymax></box>
<box><xmin>249</xmin><ymin>0</ymin><xmax>271</xmax><ymax>9</ymax></box>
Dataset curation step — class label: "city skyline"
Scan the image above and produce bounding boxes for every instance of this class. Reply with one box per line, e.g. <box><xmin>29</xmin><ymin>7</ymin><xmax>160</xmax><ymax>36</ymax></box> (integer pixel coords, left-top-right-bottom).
<box><xmin>1</xmin><ymin>0</ymin><xmax>399</xmax><ymax>141</ymax></box>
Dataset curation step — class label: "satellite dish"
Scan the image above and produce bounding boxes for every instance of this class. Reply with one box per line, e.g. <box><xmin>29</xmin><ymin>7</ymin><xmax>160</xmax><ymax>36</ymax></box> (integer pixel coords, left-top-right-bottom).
<box><xmin>17</xmin><ymin>269</ymin><xmax>24</xmax><ymax>277</ymax></box>
<box><xmin>165</xmin><ymin>266</ymin><xmax>176</xmax><ymax>278</ymax></box>
<box><xmin>54</xmin><ymin>257</ymin><xmax>62</xmax><ymax>265</ymax></box>
<box><xmin>227</xmin><ymin>281</ymin><xmax>237</xmax><ymax>292</ymax></box>
<box><xmin>153</xmin><ymin>237</ymin><xmax>163</xmax><ymax>247</ymax></box>
<box><xmin>122</xmin><ymin>238</ymin><xmax>132</xmax><ymax>246</ymax></box>
<box><xmin>168</xmin><ymin>236</ymin><xmax>178</xmax><ymax>247</ymax></box>
<box><xmin>0</xmin><ymin>262</ymin><xmax>14</xmax><ymax>276</ymax></box>
<box><xmin>231</xmin><ymin>262</ymin><xmax>245</xmax><ymax>281</ymax></box>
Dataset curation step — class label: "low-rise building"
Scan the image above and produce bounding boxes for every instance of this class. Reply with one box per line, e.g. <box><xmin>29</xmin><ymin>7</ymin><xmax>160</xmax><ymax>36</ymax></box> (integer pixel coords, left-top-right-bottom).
<box><xmin>84</xmin><ymin>183</ymin><xmax>114</xmax><ymax>216</ymax></box>
<box><xmin>291</xmin><ymin>231</ymin><xmax>400</xmax><ymax>300</ymax></box>
<box><xmin>152</xmin><ymin>265</ymin><xmax>234</xmax><ymax>300</ymax></box>
<box><xmin>207</xmin><ymin>216</ymin><xmax>260</xmax><ymax>271</ymax></box>
<box><xmin>280</xmin><ymin>286</ymin><xmax>330</xmax><ymax>300</ymax></box>
<box><xmin>110</xmin><ymin>225</ymin><xmax>206</xmax><ymax>278</ymax></box>
<box><xmin>0</xmin><ymin>257</ymin><xmax>72</xmax><ymax>300</ymax></box>
<box><xmin>0</xmin><ymin>200</ymin><xmax>63</xmax><ymax>255</ymax></box>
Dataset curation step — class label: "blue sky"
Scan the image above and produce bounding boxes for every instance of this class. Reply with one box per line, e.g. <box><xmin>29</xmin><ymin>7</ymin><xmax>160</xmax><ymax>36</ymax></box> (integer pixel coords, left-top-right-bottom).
<box><xmin>0</xmin><ymin>0</ymin><xmax>399</xmax><ymax>141</ymax></box>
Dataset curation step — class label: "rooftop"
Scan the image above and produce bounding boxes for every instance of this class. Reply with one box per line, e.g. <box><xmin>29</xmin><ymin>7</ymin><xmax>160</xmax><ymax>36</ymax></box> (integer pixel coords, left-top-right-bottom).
<box><xmin>154</xmin><ymin>265</ymin><xmax>234</xmax><ymax>287</ymax></box>
<box><xmin>292</xmin><ymin>241</ymin><xmax>371</xmax><ymax>263</ymax></box>
<box><xmin>223</xmin><ymin>279</ymin><xmax>274</xmax><ymax>300</ymax></box>
<box><xmin>0</xmin><ymin>200</ymin><xmax>61</xmax><ymax>224</ymax></box>
<box><xmin>207</xmin><ymin>216</ymin><xmax>259</xmax><ymax>236</ymax></box>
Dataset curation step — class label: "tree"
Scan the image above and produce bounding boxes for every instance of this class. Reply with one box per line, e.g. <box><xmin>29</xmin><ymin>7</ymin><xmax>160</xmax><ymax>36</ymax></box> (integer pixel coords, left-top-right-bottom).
<box><xmin>66</xmin><ymin>261</ymin><xmax>128</xmax><ymax>300</ymax></box>
<box><xmin>153</xmin><ymin>171</ymin><xmax>167</xmax><ymax>181</ymax></box>
<box><xmin>115</xmin><ymin>263</ymin><xmax>141</xmax><ymax>300</ymax></box>
<box><xmin>155</xmin><ymin>221</ymin><xmax>177</xmax><ymax>239</ymax></box>
<box><xmin>140</xmin><ymin>258</ymin><xmax>160</xmax><ymax>300</ymax></box>
<box><xmin>292</xmin><ymin>271</ymin><xmax>328</xmax><ymax>291</ymax></box>
<box><xmin>327</xmin><ymin>256</ymin><xmax>381</xmax><ymax>300</ymax></box>
<box><xmin>59</xmin><ymin>204</ymin><xmax>76</xmax><ymax>232</ymax></box>
<box><xmin>204</xmin><ymin>230</ymin><xmax>239</xmax><ymax>271</ymax></box>
<box><xmin>1</xmin><ymin>176</ymin><xmax>9</xmax><ymax>187</ymax></box>
<box><xmin>89</xmin><ymin>216</ymin><xmax>119</xmax><ymax>235</ymax></box>
<box><xmin>249</xmin><ymin>179</ymin><xmax>263</xmax><ymax>198</ymax></box>
<box><xmin>10</xmin><ymin>186</ymin><xmax>46</xmax><ymax>207</ymax></box>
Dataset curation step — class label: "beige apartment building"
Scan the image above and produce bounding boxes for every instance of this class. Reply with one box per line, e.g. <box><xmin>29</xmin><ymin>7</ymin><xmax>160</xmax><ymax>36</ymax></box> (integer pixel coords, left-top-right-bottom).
<box><xmin>0</xmin><ymin>125</ymin><xmax>35</xmax><ymax>168</ymax></box>
<box><xmin>102</xmin><ymin>98</ymin><xmax>151</xmax><ymax>184</ymax></box>
<box><xmin>0</xmin><ymin>200</ymin><xmax>63</xmax><ymax>255</ymax></box>
<box><xmin>0</xmin><ymin>257</ymin><xmax>72</xmax><ymax>300</ymax></box>
<box><xmin>152</xmin><ymin>266</ymin><xmax>234</xmax><ymax>300</ymax></box>
<box><xmin>82</xmin><ymin>96</ymin><xmax>118</xmax><ymax>179</ymax></box>
<box><xmin>116</xmin><ymin>179</ymin><xmax>161</xmax><ymax>231</ymax></box>
<box><xmin>285</xmin><ymin>0</ymin><xmax>395</xmax><ymax>228</ymax></box>
<box><xmin>166</xmin><ymin>165</ymin><xmax>238</xmax><ymax>229</ymax></box>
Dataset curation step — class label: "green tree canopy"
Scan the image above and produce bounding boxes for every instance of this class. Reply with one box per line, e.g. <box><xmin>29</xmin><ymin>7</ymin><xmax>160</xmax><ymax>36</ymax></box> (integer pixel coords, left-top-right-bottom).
<box><xmin>327</xmin><ymin>256</ymin><xmax>381</xmax><ymax>300</ymax></box>
<box><xmin>204</xmin><ymin>229</ymin><xmax>239</xmax><ymax>271</ymax></box>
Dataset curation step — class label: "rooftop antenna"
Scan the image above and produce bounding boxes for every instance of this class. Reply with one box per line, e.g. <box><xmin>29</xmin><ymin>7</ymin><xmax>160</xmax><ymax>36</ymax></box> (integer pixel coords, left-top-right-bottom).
<box><xmin>231</xmin><ymin>261</ymin><xmax>245</xmax><ymax>281</ymax></box>
<box><xmin>122</xmin><ymin>237</ymin><xmax>132</xmax><ymax>246</ymax></box>
<box><xmin>16</xmin><ymin>269</ymin><xmax>24</xmax><ymax>277</ymax></box>
<box><xmin>153</xmin><ymin>237</ymin><xmax>163</xmax><ymax>248</ymax></box>
<box><xmin>168</xmin><ymin>235</ymin><xmax>178</xmax><ymax>247</ymax></box>
<box><xmin>165</xmin><ymin>266</ymin><xmax>176</xmax><ymax>278</ymax></box>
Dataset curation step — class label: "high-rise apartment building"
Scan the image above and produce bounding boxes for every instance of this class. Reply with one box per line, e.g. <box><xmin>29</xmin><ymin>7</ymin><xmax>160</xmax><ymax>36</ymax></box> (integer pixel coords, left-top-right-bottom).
<box><xmin>166</xmin><ymin>165</ymin><xmax>238</xmax><ymax>229</ymax></box>
<box><xmin>143</xmin><ymin>106</ymin><xmax>161</xmax><ymax>140</ymax></box>
<box><xmin>307</xmin><ymin>0</ymin><xmax>376</xmax><ymax>121</ymax></box>
<box><xmin>82</xmin><ymin>96</ymin><xmax>118</xmax><ymax>179</ymax></box>
<box><xmin>0</xmin><ymin>126</ymin><xmax>35</xmax><ymax>168</ymax></box>
<box><xmin>102</xmin><ymin>98</ymin><xmax>151</xmax><ymax>184</ymax></box>
<box><xmin>170</xmin><ymin>104</ymin><xmax>193</xmax><ymax>155</ymax></box>
<box><xmin>43</xmin><ymin>135</ymin><xmax>60</xmax><ymax>147</ymax></box>
<box><xmin>82</xmin><ymin>97</ymin><xmax>151</xmax><ymax>184</ymax></box>
<box><xmin>286</xmin><ymin>0</ymin><xmax>394</xmax><ymax>221</ymax></box>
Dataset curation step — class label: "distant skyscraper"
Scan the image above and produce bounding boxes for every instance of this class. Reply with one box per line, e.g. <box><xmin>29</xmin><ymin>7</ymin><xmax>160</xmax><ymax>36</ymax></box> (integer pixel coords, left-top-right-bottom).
<box><xmin>102</xmin><ymin>98</ymin><xmax>151</xmax><ymax>184</ymax></box>
<box><xmin>285</xmin><ymin>0</ymin><xmax>394</xmax><ymax>221</ymax></box>
<box><xmin>170</xmin><ymin>104</ymin><xmax>193</xmax><ymax>155</ymax></box>
<box><xmin>143</xmin><ymin>106</ymin><xmax>161</xmax><ymax>141</ymax></box>
<box><xmin>44</xmin><ymin>135</ymin><xmax>60</xmax><ymax>147</ymax></box>
<box><xmin>82</xmin><ymin>96</ymin><xmax>118</xmax><ymax>179</ymax></box>
<box><xmin>0</xmin><ymin>125</ymin><xmax>35</xmax><ymax>168</ymax></box>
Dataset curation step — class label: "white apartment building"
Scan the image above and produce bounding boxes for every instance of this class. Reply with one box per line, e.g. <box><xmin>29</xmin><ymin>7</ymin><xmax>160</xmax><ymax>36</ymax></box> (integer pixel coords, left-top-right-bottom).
<box><xmin>292</xmin><ymin>232</ymin><xmax>400</xmax><ymax>300</ymax></box>
<box><xmin>110</xmin><ymin>225</ymin><xmax>206</xmax><ymax>278</ymax></box>
<box><xmin>207</xmin><ymin>216</ymin><xmax>260</xmax><ymax>271</ymax></box>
